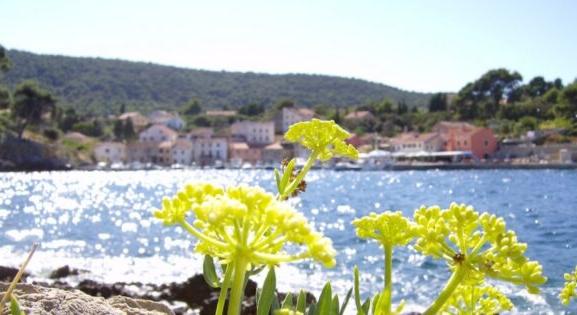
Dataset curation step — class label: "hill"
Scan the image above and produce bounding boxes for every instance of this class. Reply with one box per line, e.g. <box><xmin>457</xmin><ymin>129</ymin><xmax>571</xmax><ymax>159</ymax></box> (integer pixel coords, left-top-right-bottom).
<box><xmin>3</xmin><ymin>50</ymin><xmax>432</xmax><ymax>114</ymax></box>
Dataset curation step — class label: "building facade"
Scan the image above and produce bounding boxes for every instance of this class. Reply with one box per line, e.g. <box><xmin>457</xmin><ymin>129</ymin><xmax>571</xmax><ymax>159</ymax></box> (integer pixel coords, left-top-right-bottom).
<box><xmin>94</xmin><ymin>142</ymin><xmax>126</xmax><ymax>163</ymax></box>
<box><xmin>275</xmin><ymin>107</ymin><xmax>315</xmax><ymax>133</ymax></box>
<box><xmin>230</xmin><ymin>121</ymin><xmax>275</xmax><ymax>145</ymax></box>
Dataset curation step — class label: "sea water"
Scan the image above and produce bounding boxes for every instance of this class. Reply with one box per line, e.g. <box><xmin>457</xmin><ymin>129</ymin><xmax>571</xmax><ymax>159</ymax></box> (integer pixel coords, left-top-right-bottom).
<box><xmin>1</xmin><ymin>169</ymin><xmax>576</xmax><ymax>314</ymax></box>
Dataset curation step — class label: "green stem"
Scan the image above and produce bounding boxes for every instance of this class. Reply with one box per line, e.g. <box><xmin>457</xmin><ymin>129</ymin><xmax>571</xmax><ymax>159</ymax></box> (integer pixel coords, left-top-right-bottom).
<box><xmin>282</xmin><ymin>151</ymin><xmax>318</xmax><ymax>199</ymax></box>
<box><xmin>227</xmin><ymin>257</ymin><xmax>249</xmax><ymax>315</ymax></box>
<box><xmin>180</xmin><ymin>220</ymin><xmax>229</xmax><ymax>249</ymax></box>
<box><xmin>384</xmin><ymin>245</ymin><xmax>393</xmax><ymax>315</ymax></box>
<box><xmin>215</xmin><ymin>263</ymin><xmax>234</xmax><ymax>315</ymax></box>
<box><xmin>423</xmin><ymin>265</ymin><xmax>468</xmax><ymax>315</ymax></box>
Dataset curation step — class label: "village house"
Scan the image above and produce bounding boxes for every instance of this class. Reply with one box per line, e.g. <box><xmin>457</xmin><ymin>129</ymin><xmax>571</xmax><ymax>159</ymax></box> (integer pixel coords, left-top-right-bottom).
<box><xmin>391</xmin><ymin>132</ymin><xmax>443</xmax><ymax>153</ymax></box>
<box><xmin>171</xmin><ymin>139</ymin><xmax>193</xmax><ymax>165</ymax></box>
<box><xmin>205</xmin><ymin>110</ymin><xmax>238</xmax><ymax>117</ymax></box>
<box><xmin>230</xmin><ymin>121</ymin><xmax>275</xmax><ymax>145</ymax></box>
<box><xmin>118</xmin><ymin>112</ymin><xmax>149</xmax><ymax>131</ymax></box>
<box><xmin>187</xmin><ymin>129</ymin><xmax>228</xmax><ymax>166</ymax></box>
<box><xmin>261</xmin><ymin>142</ymin><xmax>286</xmax><ymax>165</ymax></box>
<box><xmin>139</xmin><ymin>124</ymin><xmax>178</xmax><ymax>143</ymax></box>
<box><xmin>94</xmin><ymin>142</ymin><xmax>126</xmax><ymax>163</ymax></box>
<box><xmin>229</xmin><ymin>142</ymin><xmax>262</xmax><ymax>165</ymax></box>
<box><xmin>432</xmin><ymin>122</ymin><xmax>497</xmax><ymax>159</ymax></box>
<box><xmin>344</xmin><ymin>110</ymin><xmax>375</xmax><ymax>122</ymax></box>
<box><xmin>275</xmin><ymin>107</ymin><xmax>315</xmax><ymax>133</ymax></box>
<box><xmin>126</xmin><ymin>142</ymin><xmax>153</xmax><ymax>163</ymax></box>
<box><xmin>148</xmin><ymin>110</ymin><xmax>185</xmax><ymax>130</ymax></box>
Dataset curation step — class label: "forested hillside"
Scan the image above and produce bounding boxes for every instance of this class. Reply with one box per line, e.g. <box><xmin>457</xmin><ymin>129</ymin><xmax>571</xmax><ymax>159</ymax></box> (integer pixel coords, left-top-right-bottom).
<box><xmin>3</xmin><ymin>50</ymin><xmax>431</xmax><ymax>114</ymax></box>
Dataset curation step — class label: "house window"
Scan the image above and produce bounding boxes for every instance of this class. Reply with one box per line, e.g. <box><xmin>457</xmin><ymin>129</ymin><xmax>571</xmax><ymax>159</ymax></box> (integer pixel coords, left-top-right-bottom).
<box><xmin>484</xmin><ymin>140</ymin><xmax>489</xmax><ymax>147</ymax></box>
<box><xmin>464</xmin><ymin>140</ymin><xmax>468</xmax><ymax>145</ymax></box>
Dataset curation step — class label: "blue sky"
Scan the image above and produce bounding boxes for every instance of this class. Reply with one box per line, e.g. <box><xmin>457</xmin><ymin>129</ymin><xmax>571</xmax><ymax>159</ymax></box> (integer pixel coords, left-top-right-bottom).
<box><xmin>1</xmin><ymin>0</ymin><xmax>576</xmax><ymax>92</ymax></box>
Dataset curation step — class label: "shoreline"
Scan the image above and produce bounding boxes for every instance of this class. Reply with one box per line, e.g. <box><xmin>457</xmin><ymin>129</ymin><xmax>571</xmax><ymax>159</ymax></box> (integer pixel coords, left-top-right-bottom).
<box><xmin>1</xmin><ymin>163</ymin><xmax>577</xmax><ymax>172</ymax></box>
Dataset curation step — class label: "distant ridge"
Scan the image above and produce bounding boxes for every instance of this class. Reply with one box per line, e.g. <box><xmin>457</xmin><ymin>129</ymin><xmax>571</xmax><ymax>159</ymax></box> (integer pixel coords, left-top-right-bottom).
<box><xmin>3</xmin><ymin>49</ymin><xmax>432</xmax><ymax>114</ymax></box>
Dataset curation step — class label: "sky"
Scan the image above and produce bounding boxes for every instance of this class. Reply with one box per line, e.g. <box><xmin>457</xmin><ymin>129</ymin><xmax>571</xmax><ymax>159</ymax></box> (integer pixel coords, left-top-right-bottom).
<box><xmin>1</xmin><ymin>0</ymin><xmax>576</xmax><ymax>93</ymax></box>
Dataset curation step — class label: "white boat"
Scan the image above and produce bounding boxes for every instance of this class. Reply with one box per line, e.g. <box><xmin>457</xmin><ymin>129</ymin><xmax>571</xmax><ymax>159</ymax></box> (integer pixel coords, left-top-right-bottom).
<box><xmin>334</xmin><ymin>161</ymin><xmax>362</xmax><ymax>171</ymax></box>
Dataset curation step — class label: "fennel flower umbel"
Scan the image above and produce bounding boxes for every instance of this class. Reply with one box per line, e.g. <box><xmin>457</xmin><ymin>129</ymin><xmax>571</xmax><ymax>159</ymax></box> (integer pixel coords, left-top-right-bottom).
<box><xmin>413</xmin><ymin>203</ymin><xmax>547</xmax><ymax>314</ymax></box>
<box><xmin>154</xmin><ymin>183</ymin><xmax>336</xmax><ymax>315</ymax></box>
<box><xmin>560</xmin><ymin>266</ymin><xmax>577</xmax><ymax>306</ymax></box>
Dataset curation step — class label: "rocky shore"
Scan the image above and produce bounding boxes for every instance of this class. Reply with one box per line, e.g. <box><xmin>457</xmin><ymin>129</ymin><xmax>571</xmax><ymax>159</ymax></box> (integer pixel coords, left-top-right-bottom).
<box><xmin>0</xmin><ymin>265</ymin><xmax>314</xmax><ymax>315</ymax></box>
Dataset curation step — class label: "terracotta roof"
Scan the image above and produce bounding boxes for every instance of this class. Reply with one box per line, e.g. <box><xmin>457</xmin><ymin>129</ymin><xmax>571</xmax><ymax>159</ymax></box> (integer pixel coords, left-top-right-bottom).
<box><xmin>264</xmin><ymin>142</ymin><xmax>283</xmax><ymax>150</ymax></box>
<box><xmin>206</xmin><ymin>110</ymin><xmax>237</xmax><ymax>117</ymax></box>
<box><xmin>345</xmin><ymin>111</ymin><xmax>374</xmax><ymax>120</ymax></box>
<box><xmin>230</xmin><ymin>142</ymin><xmax>249</xmax><ymax>150</ymax></box>
<box><xmin>158</xmin><ymin>141</ymin><xmax>174</xmax><ymax>149</ymax></box>
<box><xmin>173</xmin><ymin>139</ymin><xmax>193</xmax><ymax>148</ymax></box>
<box><xmin>144</xmin><ymin>124</ymin><xmax>178</xmax><ymax>137</ymax></box>
<box><xmin>296</xmin><ymin>108</ymin><xmax>315</xmax><ymax>117</ymax></box>
<box><xmin>391</xmin><ymin>132</ymin><xmax>439</xmax><ymax>145</ymax></box>
<box><xmin>119</xmin><ymin>112</ymin><xmax>146</xmax><ymax>120</ymax></box>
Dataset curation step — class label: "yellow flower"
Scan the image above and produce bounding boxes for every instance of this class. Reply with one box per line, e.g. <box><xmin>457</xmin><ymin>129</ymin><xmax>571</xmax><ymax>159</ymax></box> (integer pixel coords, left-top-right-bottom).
<box><xmin>284</xmin><ymin>119</ymin><xmax>358</xmax><ymax>161</ymax></box>
<box><xmin>153</xmin><ymin>183</ymin><xmax>336</xmax><ymax>268</ymax></box>
<box><xmin>352</xmin><ymin>211</ymin><xmax>416</xmax><ymax>247</ymax></box>
<box><xmin>413</xmin><ymin>203</ymin><xmax>546</xmax><ymax>293</ymax></box>
<box><xmin>442</xmin><ymin>283</ymin><xmax>513</xmax><ymax>314</ymax></box>
<box><xmin>560</xmin><ymin>266</ymin><xmax>577</xmax><ymax>305</ymax></box>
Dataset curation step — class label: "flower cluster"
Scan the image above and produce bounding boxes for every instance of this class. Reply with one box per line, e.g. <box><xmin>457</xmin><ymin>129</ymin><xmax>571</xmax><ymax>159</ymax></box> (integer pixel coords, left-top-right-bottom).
<box><xmin>442</xmin><ymin>283</ymin><xmax>513</xmax><ymax>314</ymax></box>
<box><xmin>413</xmin><ymin>203</ymin><xmax>547</xmax><ymax>293</ymax></box>
<box><xmin>284</xmin><ymin>119</ymin><xmax>358</xmax><ymax>161</ymax></box>
<box><xmin>352</xmin><ymin>211</ymin><xmax>416</xmax><ymax>247</ymax></box>
<box><xmin>154</xmin><ymin>183</ymin><xmax>336</xmax><ymax>268</ymax></box>
<box><xmin>560</xmin><ymin>266</ymin><xmax>577</xmax><ymax>305</ymax></box>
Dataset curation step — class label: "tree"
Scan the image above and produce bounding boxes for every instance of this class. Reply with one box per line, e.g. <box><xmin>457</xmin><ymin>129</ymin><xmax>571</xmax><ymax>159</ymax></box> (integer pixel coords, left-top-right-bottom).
<box><xmin>113</xmin><ymin>119</ymin><xmax>124</xmax><ymax>140</ymax></box>
<box><xmin>275</xmin><ymin>99</ymin><xmax>295</xmax><ymax>110</ymax></box>
<box><xmin>181</xmin><ymin>99</ymin><xmax>202</xmax><ymax>116</ymax></box>
<box><xmin>524</xmin><ymin>76</ymin><xmax>553</xmax><ymax>98</ymax></box>
<box><xmin>124</xmin><ymin>118</ymin><xmax>135</xmax><ymax>139</ymax></box>
<box><xmin>119</xmin><ymin>103</ymin><xmax>126</xmax><ymax>115</ymax></box>
<box><xmin>397</xmin><ymin>101</ymin><xmax>408</xmax><ymax>115</ymax></box>
<box><xmin>0</xmin><ymin>85</ymin><xmax>10</xmax><ymax>109</ymax></box>
<box><xmin>58</xmin><ymin>108</ymin><xmax>79</xmax><ymax>132</ymax></box>
<box><xmin>12</xmin><ymin>80</ymin><xmax>56</xmax><ymax>139</ymax></box>
<box><xmin>0</xmin><ymin>44</ymin><xmax>10</xmax><ymax>74</ymax></box>
<box><xmin>428</xmin><ymin>93</ymin><xmax>448</xmax><ymax>112</ymax></box>
<box><xmin>239</xmin><ymin>103</ymin><xmax>264</xmax><ymax>116</ymax></box>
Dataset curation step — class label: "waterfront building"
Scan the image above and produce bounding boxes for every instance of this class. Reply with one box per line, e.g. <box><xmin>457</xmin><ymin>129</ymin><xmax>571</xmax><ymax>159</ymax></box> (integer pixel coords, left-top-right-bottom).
<box><xmin>391</xmin><ymin>132</ymin><xmax>443</xmax><ymax>153</ymax></box>
<box><xmin>230</xmin><ymin>121</ymin><xmax>275</xmax><ymax>145</ymax></box>
<box><xmin>94</xmin><ymin>142</ymin><xmax>126</xmax><ymax>164</ymax></box>
<box><xmin>433</xmin><ymin>121</ymin><xmax>497</xmax><ymax>159</ymax></box>
<box><xmin>275</xmin><ymin>107</ymin><xmax>315</xmax><ymax>133</ymax></box>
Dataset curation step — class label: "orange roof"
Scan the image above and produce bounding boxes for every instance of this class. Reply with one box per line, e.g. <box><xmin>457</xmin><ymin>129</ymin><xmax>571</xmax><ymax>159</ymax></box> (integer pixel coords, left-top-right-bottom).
<box><xmin>264</xmin><ymin>142</ymin><xmax>283</xmax><ymax>150</ymax></box>
<box><xmin>206</xmin><ymin>110</ymin><xmax>238</xmax><ymax>117</ymax></box>
<box><xmin>230</xmin><ymin>142</ymin><xmax>249</xmax><ymax>150</ymax></box>
<box><xmin>345</xmin><ymin>111</ymin><xmax>374</xmax><ymax>120</ymax></box>
<box><xmin>391</xmin><ymin>132</ymin><xmax>439</xmax><ymax>145</ymax></box>
<box><xmin>145</xmin><ymin>124</ymin><xmax>178</xmax><ymax>137</ymax></box>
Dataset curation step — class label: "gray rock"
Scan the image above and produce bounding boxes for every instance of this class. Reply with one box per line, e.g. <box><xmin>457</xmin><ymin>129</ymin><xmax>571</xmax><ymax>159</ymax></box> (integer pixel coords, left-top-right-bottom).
<box><xmin>0</xmin><ymin>282</ymin><xmax>174</xmax><ymax>315</ymax></box>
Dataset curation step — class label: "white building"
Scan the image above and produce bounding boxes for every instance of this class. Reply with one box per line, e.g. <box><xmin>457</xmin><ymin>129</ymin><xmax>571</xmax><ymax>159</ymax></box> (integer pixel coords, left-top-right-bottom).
<box><xmin>94</xmin><ymin>142</ymin><xmax>126</xmax><ymax>163</ymax></box>
<box><xmin>275</xmin><ymin>107</ymin><xmax>315</xmax><ymax>133</ymax></box>
<box><xmin>171</xmin><ymin>139</ymin><xmax>193</xmax><ymax>165</ymax></box>
<box><xmin>148</xmin><ymin>110</ymin><xmax>185</xmax><ymax>130</ymax></box>
<box><xmin>391</xmin><ymin>132</ymin><xmax>443</xmax><ymax>153</ymax></box>
<box><xmin>187</xmin><ymin>129</ymin><xmax>228</xmax><ymax>166</ymax></box>
<box><xmin>230</xmin><ymin>121</ymin><xmax>274</xmax><ymax>145</ymax></box>
<box><xmin>139</xmin><ymin>124</ymin><xmax>178</xmax><ymax>143</ymax></box>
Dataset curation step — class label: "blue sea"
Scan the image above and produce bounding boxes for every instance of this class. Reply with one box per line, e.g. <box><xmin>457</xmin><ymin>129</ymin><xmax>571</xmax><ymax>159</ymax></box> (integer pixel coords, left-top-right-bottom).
<box><xmin>1</xmin><ymin>169</ymin><xmax>576</xmax><ymax>314</ymax></box>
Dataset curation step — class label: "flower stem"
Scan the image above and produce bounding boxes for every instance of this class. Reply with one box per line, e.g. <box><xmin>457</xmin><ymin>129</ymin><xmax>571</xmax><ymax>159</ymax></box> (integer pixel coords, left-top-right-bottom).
<box><xmin>227</xmin><ymin>256</ymin><xmax>249</xmax><ymax>315</ymax></box>
<box><xmin>424</xmin><ymin>265</ymin><xmax>467</xmax><ymax>315</ymax></box>
<box><xmin>283</xmin><ymin>151</ymin><xmax>318</xmax><ymax>199</ymax></box>
<box><xmin>215</xmin><ymin>263</ymin><xmax>234</xmax><ymax>315</ymax></box>
<box><xmin>384</xmin><ymin>245</ymin><xmax>393</xmax><ymax>315</ymax></box>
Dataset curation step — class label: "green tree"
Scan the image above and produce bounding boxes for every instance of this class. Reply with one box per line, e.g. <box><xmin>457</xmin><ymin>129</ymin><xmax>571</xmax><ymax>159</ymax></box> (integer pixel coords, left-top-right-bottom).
<box><xmin>58</xmin><ymin>108</ymin><xmax>79</xmax><ymax>132</ymax></box>
<box><xmin>124</xmin><ymin>118</ymin><xmax>135</xmax><ymax>139</ymax></box>
<box><xmin>275</xmin><ymin>99</ymin><xmax>295</xmax><ymax>110</ymax></box>
<box><xmin>0</xmin><ymin>85</ymin><xmax>10</xmax><ymax>109</ymax></box>
<box><xmin>0</xmin><ymin>44</ymin><xmax>10</xmax><ymax>74</ymax></box>
<box><xmin>181</xmin><ymin>99</ymin><xmax>202</xmax><ymax>116</ymax></box>
<box><xmin>113</xmin><ymin>119</ymin><xmax>124</xmax><ymax>140</ymax></box>
<box><xmin>397</xmin><ymin>100</ymin><xmax>408</xmax><ymax>114</ymax></box>
<box><xmin>238</xmin><ymin>103</ymin><xmax>264</xmax><ymax>116</ymax></box>
<box><xmin>428</xmin><ymin>93</ymin><xmax>447</xmax><ymax>112</ymax></box>
<box><xmin>12</xmin><ymin>80</ymin><xmax>56</xmax><ymax>139</ymax></box>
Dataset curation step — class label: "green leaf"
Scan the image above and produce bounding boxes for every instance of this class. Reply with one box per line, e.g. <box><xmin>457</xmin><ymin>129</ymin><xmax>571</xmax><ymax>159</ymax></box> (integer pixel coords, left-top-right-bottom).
<box><xmin>202</xmin><ymin>255</ymin><xmax>220</xmax><ymax>288</ymax></box>
<box><xmin>315</xmin><ymin>282</ymin><xmax>332</xmax><ymax>315</ymax></box>
<box><xmin>339</xmin><ymin>288</ymin><xmax>352</xmax><ymax>315</ymax></box>
<box><xmin>307</xmin><ymin>303</ymin><xmax>316</xmax><ymax>315</ymax></box>
<box><xmin>274</xmin><ymin>168</ymin><xmax>282</xmax><ymax>193</ymax></box>
<box><xmin>371</xmin><ymin>293</ymin><xmax>380</xmax><ymax>315</ymax></box>
<box><xmin>10</xmin><ymin>295</ymin><xmax>24</xmax><ymax>315</ymax></box>
<box><xmin>281</xmin><ymin>293</ymin><xmax>294</xmax><ymax>309</ymax></box>
<box><xmin>353</xmin><ymin>266</ymin><xmax>364</xmax><ymax>315</ymax></box>
<box><xmin>280</xmin><ymin>158</ymin><xmax>296</xmax><ymax>193</ymax></box>
<box><xmin>296</xmin><ymin>290</ymin><xmax>307</xmax><ymax>313</ymax></box>
<box><xmin>361</xmin><ymin>298</ymin><xmax>371</xmax><ymax>315</ymax></box>
<box><xmin>332</xmin><ymin>295</ymin><xmax>340</xmax><ymax>315</ymax></box>
<box><xmin>257</xmin><ymin>267</ymin><xmax>276</xmax><ymax>315</ymax></box>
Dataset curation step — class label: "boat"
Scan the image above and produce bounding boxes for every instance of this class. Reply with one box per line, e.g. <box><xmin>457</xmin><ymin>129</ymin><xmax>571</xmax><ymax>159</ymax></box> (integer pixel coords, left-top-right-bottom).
<box><xmin>334</xmin><ymin>161</ymin><xmax>362</xmax><ymax>171</ymax></box>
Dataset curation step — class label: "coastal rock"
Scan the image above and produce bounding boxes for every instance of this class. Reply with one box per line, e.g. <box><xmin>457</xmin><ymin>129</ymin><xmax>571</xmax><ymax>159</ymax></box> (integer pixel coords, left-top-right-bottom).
<box><xmin>0</xmin><ymin>282</ymin><xmax>174</xmax><ymax>315</ymax></box>
<box><xmin>0</xmin><ymin>266</ymin><xmax>28</xmax><ymax>282</ymax></box>
<box><xmin>49</xmin><ymin>265</ymin><xmax>81</xmax><ymax>279</ymax></box>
